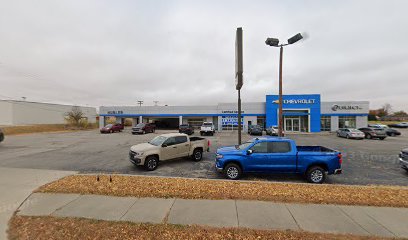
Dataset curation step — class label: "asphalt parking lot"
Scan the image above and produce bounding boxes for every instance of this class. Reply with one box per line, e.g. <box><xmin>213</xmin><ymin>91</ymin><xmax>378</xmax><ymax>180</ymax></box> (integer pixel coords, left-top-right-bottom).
<box><xmin>0</xmin><ymin>128</ymin><xmax>407</xmax><ymax>186</ymax></box>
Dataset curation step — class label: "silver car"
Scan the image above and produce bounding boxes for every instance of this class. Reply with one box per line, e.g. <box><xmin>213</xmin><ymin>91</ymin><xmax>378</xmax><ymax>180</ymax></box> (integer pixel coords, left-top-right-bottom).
<box><xmin>336</xmin><ymin>128</ymin><xmax>365</xmax><ymax>139</ymax></box>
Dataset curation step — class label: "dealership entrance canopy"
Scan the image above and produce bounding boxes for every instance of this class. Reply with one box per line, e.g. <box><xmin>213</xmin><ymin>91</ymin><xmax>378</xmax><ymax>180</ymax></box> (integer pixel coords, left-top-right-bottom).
<box><xmin>99</xmin><ymin>94</ymin><xmax>369</xmax><ymax>132</ymax></box>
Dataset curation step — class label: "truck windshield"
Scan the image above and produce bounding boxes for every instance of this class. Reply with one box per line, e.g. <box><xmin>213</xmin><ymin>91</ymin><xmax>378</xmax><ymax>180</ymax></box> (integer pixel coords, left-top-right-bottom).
<box><xmin>149</xmin><ymin>136</ymin><xmax>167</xmax><ymax>146</ymax></box>
<box><xmin>136</xmin><ymin>123</ymin><xmax>145</xmax><ymax>127</ymax></box>
<box><xmin>236</xmin><ymin>141</ymin><xmax>254</xmax><ymax>150</ymax></box>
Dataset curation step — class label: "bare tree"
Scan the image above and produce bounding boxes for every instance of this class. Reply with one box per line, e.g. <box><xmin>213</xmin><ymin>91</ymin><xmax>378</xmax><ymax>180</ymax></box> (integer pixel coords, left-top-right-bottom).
<box><xmin>65</xmin><ymin>106</ymin><xmax>85</xmax><ymax>127</ymax></box>
<box><xmin>382</xmin><ymin>103</ymin><xmax>392</xmax><ymax>115</ymax></box>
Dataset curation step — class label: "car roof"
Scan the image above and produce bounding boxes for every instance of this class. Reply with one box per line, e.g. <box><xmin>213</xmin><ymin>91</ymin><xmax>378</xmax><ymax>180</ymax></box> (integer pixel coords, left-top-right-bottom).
<box><xmin>159</xmin><ymin>133</ymin><xmax>188</xmax><ymax>137</ymax></box>
<box><xmin>253</xmin><ymin>137</ymin><xmax>291</xmax><ymax>142</ymax></box>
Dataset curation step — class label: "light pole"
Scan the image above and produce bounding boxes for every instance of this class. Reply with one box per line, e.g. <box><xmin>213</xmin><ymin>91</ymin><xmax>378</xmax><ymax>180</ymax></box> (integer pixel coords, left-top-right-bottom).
<box><xmin>265</xmin><ymin>33</ymin><xmax>303</xmax><ymax>137</ymax></box>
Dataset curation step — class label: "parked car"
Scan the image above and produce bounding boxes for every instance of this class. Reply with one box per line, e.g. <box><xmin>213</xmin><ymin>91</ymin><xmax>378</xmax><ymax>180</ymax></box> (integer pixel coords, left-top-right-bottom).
<box><xmin>215</xmin><ymin>137</ymin><xmax>342</xmax><ymax>183</ymax></box>
<box><xmin>368</xmin><ymin>124</ymin><xmax>401</xmax><ymax>137</ymax></box>
<box><xmin>100</xmin><ymin>123</ymin><xmax>124</xmax><ymax>133</ymax></box>
<box><xmin>384</xmin><ymin>128</ymin><xmax>401</xmax><ymax>137</ymax></box>
<box><xmin>132</xmin><ymin>123</ymin><xmax>155</xmax><ymax>134</ymax></box>
<box><xmin>358</xmin><ymin>127</ymin><xmax>387</xmax><ymax>140</ymax></box>
<box><xmin>200</xmin><ymin>122</ymin><xmax>215</xmax><ymax>136</ymax></box>
<box><xmin>129</xmin><ymin>133</ymin><xmax>210</xmax><ymax>170</ymax></box>
<box><xmin>266</xmin><ymin>126</ymin><xmax>285</xmax><ymax>136</ymax></box>
<box><xmin>0</xmin><ymin>128</ymin><xmax>4</xmax><ymax>142</ymax></box>
<box><xmin>399</xmin><ymin>148</ymin><xmax>408</xmax><ymax>172</ymax></box>
<box><xmin>388</xmin><ymin>122</ymin><xmax>408</xmax><ymax>128</ymax></box>
<box><xmin>179</xmin><ymin>124</ymin><xmax>194</xmax><ymax>135</ymax></box>
<box><xmin>336</xmin><ymin>128</ymin><xmax>365</xmax><ymax>139</ymax></box>
<box><xmin>249</xmin><ymin>125</ymin><xmax>263</xmax><ymax>136</ymax></box>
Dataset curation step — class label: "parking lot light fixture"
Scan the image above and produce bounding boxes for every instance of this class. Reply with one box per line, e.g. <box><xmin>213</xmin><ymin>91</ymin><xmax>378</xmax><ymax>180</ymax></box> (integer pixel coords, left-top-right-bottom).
<box><xmin>265</xmin><ymin>33</ymin><xmax>304</xmax><ymax>137</ymax></box>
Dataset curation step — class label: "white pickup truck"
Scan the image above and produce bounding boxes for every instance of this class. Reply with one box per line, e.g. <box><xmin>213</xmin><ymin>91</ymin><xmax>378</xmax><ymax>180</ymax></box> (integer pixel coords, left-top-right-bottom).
<box><xmin>200</xmin><ymin>122</ymin><xmax>215</xmax><ymax>136</ymax></box>
<box><xmin>129</xmin><ymin>133</ymin><xmax>210</xmax><ymax>170</ymax></box>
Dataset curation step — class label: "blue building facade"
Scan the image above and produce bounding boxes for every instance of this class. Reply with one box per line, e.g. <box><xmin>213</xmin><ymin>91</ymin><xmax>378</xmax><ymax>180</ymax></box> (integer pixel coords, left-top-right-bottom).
<box><xmin>266</xmin><ymin>94</ymin><xmax>321</xmax><ymax>132</ymax></box>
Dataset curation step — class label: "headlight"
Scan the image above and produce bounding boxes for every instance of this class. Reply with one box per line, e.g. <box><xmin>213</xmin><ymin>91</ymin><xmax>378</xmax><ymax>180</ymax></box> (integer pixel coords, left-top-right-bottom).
<box><xmin>136</xmin><ymin>152</ymin><xmax>144</xmax><ymax>156</ymax></box>
<box><xmin>216</xmin><ymin>154</ymin><xmax>223</xmax><ymax>159</ymax></box>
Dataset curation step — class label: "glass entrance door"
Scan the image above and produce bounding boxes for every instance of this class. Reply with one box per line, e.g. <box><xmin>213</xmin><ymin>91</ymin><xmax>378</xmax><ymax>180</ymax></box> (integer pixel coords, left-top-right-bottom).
<box><xmin>284</xmin><ymin>117</ymin><xmax>300</xmax><ymax>132</ymax></box>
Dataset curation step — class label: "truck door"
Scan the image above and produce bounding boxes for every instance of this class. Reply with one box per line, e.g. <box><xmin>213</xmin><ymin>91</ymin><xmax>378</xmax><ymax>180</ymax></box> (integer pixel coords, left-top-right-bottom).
<box><xmin>266</xmin><ymin>141</ymin><xmax>297</xmax><ymax>172</ymax></box>
<box><xmin>174</xmin><ymin>136</ymin><xmax>190</xmax><ymax>158</ymax></box>
<box><xmin>161</xmin><ymin>137</ymin><xmax>179</xmax><ymax>160</ymax></box>
<box><xmin>245</xmin><ymin>141</ymin><xmax>269</xmax><ymax>172</ymax></box>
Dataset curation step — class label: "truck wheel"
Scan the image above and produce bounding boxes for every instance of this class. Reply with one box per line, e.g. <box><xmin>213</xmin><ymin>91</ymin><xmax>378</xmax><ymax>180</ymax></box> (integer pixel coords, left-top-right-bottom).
<box><xmin>224</xmin><ymin>163</ymin><xmax>242</xmax><ymax>180</ymax></box>
<box><xmin>366</xmin><ymin>134</ymin><xmax>372</xmax><ymax>139</ymax></box>
<box><xmin>142</xmin><ymin>130</ymin><xmax>146</xmax><ymax>134</ymax></box>
<box><xmin>306</xmin><ymin>166</ymin><xmax>326</xmax><ymax>184</ymax></box>
<box><xmin>192</xmin><ymin>149</ymin><xmax>203</xmax><ymax>161</ymax></box>
<box><xmin>144</xmin><ymin>156</ymin><xmax>159</xmax><ymax>171</ymax></box>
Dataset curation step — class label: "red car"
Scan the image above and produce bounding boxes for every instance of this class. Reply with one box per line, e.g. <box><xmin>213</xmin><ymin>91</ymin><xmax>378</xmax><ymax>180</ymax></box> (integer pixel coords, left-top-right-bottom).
<box><xmin>100</xmin><ymin>123</ymin><xmax>124</xmax><ymax>133</ymax></box>
<box><xmin>132</xmin><ymin>123</ymin><xmax>155</xmax><ymax>134</ymax></box>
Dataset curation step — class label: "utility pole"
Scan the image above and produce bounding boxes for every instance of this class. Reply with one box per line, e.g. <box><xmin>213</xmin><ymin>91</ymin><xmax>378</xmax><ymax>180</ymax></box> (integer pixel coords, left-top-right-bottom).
<box><xmin>137</xmin><ymin>100</ymin><xmax>143</xmax><ymax>107</ymax></box>
<box><xmin>235</xmin><ymin>27</ymin><xmax>243</xmax><ymax>144</ymax></box>
<box><xmin>153</xmin><ymin>101</ymin><xmax>159</xmax><ymax>106</ymax></box>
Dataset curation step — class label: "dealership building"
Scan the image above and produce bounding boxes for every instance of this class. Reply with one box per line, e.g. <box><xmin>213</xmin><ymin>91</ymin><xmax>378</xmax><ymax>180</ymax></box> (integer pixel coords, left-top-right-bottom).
<box><xmin>0</xmin><ymin>100</ymin><xmax>97</xmax><ymax>126</ymax></box>
<box><xmin>99</xmin><ymin>94</ymin><xmax>369</xmax><ymax>132</ymax></box>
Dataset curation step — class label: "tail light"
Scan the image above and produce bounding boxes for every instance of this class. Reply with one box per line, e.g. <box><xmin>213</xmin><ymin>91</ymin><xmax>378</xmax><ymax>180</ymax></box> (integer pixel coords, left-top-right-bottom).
<box><xmin>208</xmin><ymin>140</ymin><xmax>211</xmax><ymax>147</ymax></box>
<box><xmin>338</xmin><ymin>153</ymin><xmax>343</xmax><ymax>164</ymax></box>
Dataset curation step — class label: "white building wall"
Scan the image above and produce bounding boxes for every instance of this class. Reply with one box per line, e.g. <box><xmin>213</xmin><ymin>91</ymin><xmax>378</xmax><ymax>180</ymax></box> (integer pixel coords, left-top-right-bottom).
<box><xmin>330</xmin><ymin>116</ymin><xmax>339</xmax><ymax>132</ymax></box>
<box><xmin>0</xmin><ymin>101</ymin><xmax>13</xmax><ymax>125</ymax></box>
<box><xmin>356</xmin><ymin>116</ymin><xmax>368</xmax><ymax>129</ymax></box>
<box><xmin>0</xmin><ymin>100</ymin><xmax>97</xmax><ymax>125</ymax></box>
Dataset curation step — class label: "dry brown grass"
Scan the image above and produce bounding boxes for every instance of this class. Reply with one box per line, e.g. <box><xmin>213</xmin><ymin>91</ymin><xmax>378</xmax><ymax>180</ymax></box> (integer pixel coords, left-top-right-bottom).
<box><xmin>36</xmin><ymin>175</ymin><xmax>408</xmax><ymax>208</ymax></box>
<box><xmin>8</xmin><ymin>215</ymin><xmax>396</xmax><ymax>240</ymax></box>
<box><xmin>2</xmin><ymin>124</ymin><xmax>98</xmax><ymax>135</ymax></box>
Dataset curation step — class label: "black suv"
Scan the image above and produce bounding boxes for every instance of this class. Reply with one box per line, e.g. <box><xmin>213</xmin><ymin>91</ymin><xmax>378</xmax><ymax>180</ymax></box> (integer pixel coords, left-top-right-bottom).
<box><xmin>0</xmin><ymin>128</ymin><xmax>4</xmax><ymax>142</ymax></box>
<box><xmin>399</xmin><ymin>148</ymin><xmax>408</xmax><ymax>172</ymax></box>
<box><xmin>179</xmin><ymin>124</ymin><xmax>194</xmax><ymax>135</ymax></box>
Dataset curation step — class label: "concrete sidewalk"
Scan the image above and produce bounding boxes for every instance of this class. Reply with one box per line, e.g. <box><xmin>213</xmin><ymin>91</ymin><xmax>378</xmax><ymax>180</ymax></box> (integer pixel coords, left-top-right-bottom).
<box><xmin>0</xmin><ymin>167</ymin><xmax>75</xmax><ymax>240</ymax></box>
<box><xmin>17</xmin><ymin>193</ymin><xmax>408</xmax><ymax>238</ymax></box>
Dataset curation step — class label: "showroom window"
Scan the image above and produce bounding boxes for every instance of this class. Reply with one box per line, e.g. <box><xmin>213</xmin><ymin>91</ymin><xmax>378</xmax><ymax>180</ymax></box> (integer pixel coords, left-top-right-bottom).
<box><xmin>320</xmin><ymin>116</ymin><xmax>331</xmax><ymax>131</ymax></box>
<box><xmin>339</xmin><ymin>116</ymin><xmax>356</xmax><ymax>128</ymax></box>
<box><xmin>187</xmin><ymin>119</ymin><xmax>205</xmax><ymax>129</ymax></box>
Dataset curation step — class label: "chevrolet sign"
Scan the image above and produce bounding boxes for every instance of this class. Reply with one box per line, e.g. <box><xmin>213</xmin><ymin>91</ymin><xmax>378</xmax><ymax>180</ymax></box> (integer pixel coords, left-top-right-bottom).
<box><xmin>273</xmin><ymin>99</ymin><xmax>316</xmax><ymax>104</ymax></box>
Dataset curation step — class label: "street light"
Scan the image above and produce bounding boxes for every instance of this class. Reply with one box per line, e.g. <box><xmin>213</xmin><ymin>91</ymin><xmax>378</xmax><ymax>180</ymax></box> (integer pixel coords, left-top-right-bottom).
<box><xmin>265</xmin><ymin>33</ymin><xmax>303</xmax><ymax>137</ymax></box>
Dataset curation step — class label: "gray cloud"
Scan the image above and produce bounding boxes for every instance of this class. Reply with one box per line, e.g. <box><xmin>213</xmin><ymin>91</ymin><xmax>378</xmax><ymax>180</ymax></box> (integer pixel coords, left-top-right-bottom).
<box><xmin>0</xmin><ymin>0</ymin><xmax>407</xmax><ymax>111</ymax></box>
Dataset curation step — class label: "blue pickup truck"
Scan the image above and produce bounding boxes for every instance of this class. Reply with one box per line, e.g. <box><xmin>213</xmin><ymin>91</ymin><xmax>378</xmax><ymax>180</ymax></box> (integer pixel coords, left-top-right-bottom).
<box><xmin>215</xmin><ymin>137</ymin><xmax>342</xmax><ymax>184</ymax></box>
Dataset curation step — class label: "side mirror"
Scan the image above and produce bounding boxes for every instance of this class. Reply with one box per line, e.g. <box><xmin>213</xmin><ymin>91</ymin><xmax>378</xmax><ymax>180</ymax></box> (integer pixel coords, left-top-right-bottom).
<box><xmin>162</xmin><ymin>144</ymin><xmax>168</xmax><ymax>148</ymax></box>
<box><xmin>247</xmin><ymin>149</ymin><xmax>253</xmax><ymax>155</ymax></box>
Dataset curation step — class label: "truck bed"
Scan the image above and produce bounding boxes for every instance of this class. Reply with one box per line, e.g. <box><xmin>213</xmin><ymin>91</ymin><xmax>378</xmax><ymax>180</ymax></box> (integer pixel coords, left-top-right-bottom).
<box><xmin>297</xmin><ymin>146</ymin><xmax>336</xmax><ymax>152</ymax></box>
<box><xmin>190</xmin><ymin>137</ymin><xmax>206</xmax><ymax>142</ymax></box>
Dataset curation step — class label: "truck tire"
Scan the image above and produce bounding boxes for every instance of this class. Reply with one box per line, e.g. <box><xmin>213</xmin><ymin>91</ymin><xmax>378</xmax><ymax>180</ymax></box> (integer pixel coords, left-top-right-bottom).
<box><xmin>306</xmin><ymin>166</ymin><xmax>326</xmax><ymax>184</ymax></box>
<box><xmin>142</xmin><ymin>130</ymin><xmax>146</xmax><ymax>134</ymax></box>
<box><xmin>144</xmin><ymin>156</ymin><xmax>159</xmax><ymax>171</ymax></box>
<box><xmin>224</xmin><ymin>163</ymin><xmax>242</xmax><ymax>180</ymax></box>
<box><xmin>192</xmin><ymin>149</ymin><xmax>203</xmax><ymax>161</ymax></box>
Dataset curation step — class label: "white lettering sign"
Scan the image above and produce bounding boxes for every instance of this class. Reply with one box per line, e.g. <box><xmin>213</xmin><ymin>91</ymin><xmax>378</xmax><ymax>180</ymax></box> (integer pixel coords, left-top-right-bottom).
<box><xmin>331</xmin><ymin>105</ymin><xmax>362</xmax><ymax>111</ymax></box>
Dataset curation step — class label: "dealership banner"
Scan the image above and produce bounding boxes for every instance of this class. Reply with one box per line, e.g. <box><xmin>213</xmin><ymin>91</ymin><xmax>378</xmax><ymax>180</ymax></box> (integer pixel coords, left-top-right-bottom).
<box><xmin>222</xmin><ymin>116</ymin><xmax>243</xmax><ymax>126</ymax></box>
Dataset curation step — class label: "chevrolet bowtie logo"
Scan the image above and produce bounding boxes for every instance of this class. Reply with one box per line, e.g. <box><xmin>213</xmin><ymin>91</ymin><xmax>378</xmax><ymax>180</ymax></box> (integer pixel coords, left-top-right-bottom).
<box><xmin>272</xmin><ymin>100</ymin><xmax>280</xmax><ymax>104</ymax></box>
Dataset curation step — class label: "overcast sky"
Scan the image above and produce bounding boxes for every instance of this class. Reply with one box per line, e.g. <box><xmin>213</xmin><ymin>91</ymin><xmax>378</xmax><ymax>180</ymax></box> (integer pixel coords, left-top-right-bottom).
<box><xmin>0</xmin><ymin>0</ymin><xmax>407</xmax><ymax>111</ymax></box>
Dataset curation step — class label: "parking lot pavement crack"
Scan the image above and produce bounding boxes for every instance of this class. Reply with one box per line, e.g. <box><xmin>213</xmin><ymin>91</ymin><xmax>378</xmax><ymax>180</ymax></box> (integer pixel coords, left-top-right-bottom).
<box><xmin>119</xmin><ymin>198</ymin><xmax>139</xmax><ymax>221</ymax></box>
<box><xmin>162</xmin><ymin>198</ymin><xmax>176</xmax><ymax>224</ymax></box>
<box><xmin>234</xmin><ymin>200</ymin><xmax>240</xmax><ymax>227</ymax></box>
<box><xmin>50</xmin><ymin>194</ymin><xmax>82</xmax><ymax>216</ymax></box>
<box><xmin>284</xmin><ymin>203</ymin><xmax>301</xmax><ymax>230</ymax></box>
<box><xmin>337</xmin><ymin>206</ymin><xmax>371</xmax><ymax>235</ymax></box>
<box><xmin>361</xmin><ymin>208</ymin><xmax>397</xmax><ymax>237</ymax></box>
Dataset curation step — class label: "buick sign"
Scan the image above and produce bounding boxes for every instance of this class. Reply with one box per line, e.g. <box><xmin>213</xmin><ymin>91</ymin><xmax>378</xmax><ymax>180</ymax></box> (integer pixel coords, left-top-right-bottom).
<box><xmin>331</xmin><ymin>104</ymin><xmax>362</xmax><ymax>111</ymax></box>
